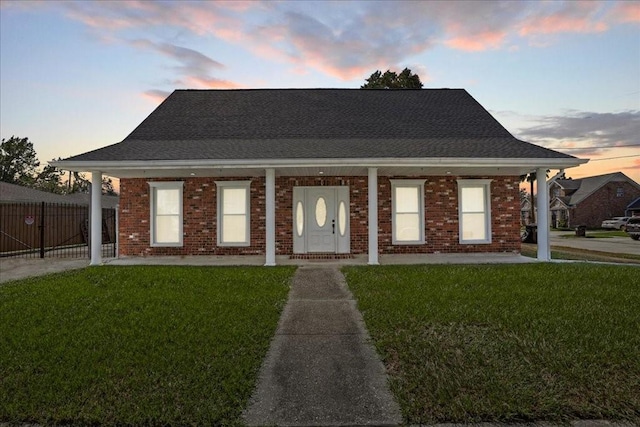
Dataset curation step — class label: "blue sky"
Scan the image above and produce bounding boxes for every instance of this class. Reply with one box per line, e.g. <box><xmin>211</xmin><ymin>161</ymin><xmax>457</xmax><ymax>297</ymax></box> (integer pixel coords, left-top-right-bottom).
<box><xmin>1</xmin><ymin>0</ymin><xmax>639</xmax><ymax>185</ymax></box>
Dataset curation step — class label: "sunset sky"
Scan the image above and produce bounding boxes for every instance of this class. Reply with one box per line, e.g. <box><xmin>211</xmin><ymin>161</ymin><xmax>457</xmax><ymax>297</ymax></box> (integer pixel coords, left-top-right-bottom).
<box><xmin>1</xmin><ymin>0</ymin><xmax>638</xmax><ymax>188</ymax></box>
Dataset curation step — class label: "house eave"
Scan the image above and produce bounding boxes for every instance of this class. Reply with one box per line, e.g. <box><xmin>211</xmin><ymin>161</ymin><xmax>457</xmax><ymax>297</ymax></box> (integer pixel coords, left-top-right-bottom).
<box><xmin>51</xmin><ymin>157</ymin><xmax>588</xmax><ymax>178</ymax></box>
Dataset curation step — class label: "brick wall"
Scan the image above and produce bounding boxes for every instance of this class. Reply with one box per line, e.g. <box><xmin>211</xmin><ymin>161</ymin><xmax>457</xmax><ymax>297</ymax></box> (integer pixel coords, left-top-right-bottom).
<box><xmin>570</xmin><ymin>182</ymin><xmax>640</xmax><ymax>228</ymax></box>
<box><xmin>118</xmin><ymin>175</ymin><xmax>521</xmax><ymax>257</ymax></box>
<box><xmin>119</xmin><ymin>177</ymin><xmax>265</xmax><ymax>256</ymax></box>
<box><xmin>378</xmin><ymin>176</ymin><xmax>521</xmax><ymax>254</ymax></box>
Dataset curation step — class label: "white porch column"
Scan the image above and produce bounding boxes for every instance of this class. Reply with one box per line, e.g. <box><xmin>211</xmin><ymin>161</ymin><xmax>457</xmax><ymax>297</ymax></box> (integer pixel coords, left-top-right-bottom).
<box><xmin>368</xmin><ymin>167</ymin><xmax>379</xmax><ymax>265</ymax></box>
<box><xmin>536</xmin><ymin>167</ymin><xmax>550</xmax><ymax>261</ymax></box>
<box><xmin>265</xmin><ymin>168</ymin><xmax>276</xmax><ymax>266</ymax></box>
<box><xmin>90</xmin><ymin>171</ymin><xmax>103</xmax><ymax>266</ymax></box>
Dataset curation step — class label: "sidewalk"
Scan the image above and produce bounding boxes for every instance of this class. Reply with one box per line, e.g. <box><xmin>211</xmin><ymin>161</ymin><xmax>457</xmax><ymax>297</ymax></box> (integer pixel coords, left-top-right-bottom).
<box><xmin>243</xmin><ymin>266</ymin><xmax>402</xmax><ymax>426</ymax></box>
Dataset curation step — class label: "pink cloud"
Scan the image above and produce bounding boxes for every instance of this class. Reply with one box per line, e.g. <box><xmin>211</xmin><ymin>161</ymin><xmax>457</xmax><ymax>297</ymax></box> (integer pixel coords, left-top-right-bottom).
<box><xmin>608</xmin><ymin>2</ymin><xmax>640</xmax><ymax>24</ymax></box>
<box><xmin>518</xmin><ymin>2</ymin><xmax>608</xmax><ymax>36</ymax></box>
<box><xmin>53</xmin><ymin>0</ymin><xmax>635</xmax><ymax>85</ymax></box>
<box><xmin>519</xmin><ymin>15</ymin><xmax>607</xmax><ymax>36</ymax></box>
<box><xmin>445</xmin><ymin>30</ymin><xmax>507</xmax><ymax>52</ymax></box>
<box><xmin>184</xmin><ymin>76</ymin><xmax>242</xmax><ymax>89</ymax></box>
<box><xmin>141</xmin><ymin>90</ymin><xmax>170</xmax><ymax>105</ymax></box>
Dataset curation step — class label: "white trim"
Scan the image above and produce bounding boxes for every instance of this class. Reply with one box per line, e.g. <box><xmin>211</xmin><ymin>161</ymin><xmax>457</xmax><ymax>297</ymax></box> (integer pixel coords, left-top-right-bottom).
<box><xmin>368</xmin><ymin>168</ymin><xmax>379</xmax><ymax>265</ymax></box>
<box><xmin>265</xmin><ymin>169</ymin><xmax>276</xmax><ymax>266</ymax></box>
<box><xmin>148</xmin><ymin>181</ymin><xmax>184</xmax><ymax>247</ymax></box>
<box><xmin>215</xmin><ymin>180</ymin><xmax>251</xmax><ymax>247</ymax></box>
<box><xmin>90</xmin><ymin>171</ymin><xmax>102</xmax><ymax>265</ymax></box>
<box><xmin>53</xmin><ymin>156</ymin><xmax>588</xmax><ymax>172</ymax></box>
<box><xmin>457</xmin><ymin>179</ymin><xmax>492</xmax><ymax>244</ymax></box>
<box><xmin>536</xmin><ymin>168</ymin><xmax>550</xmax><ymax>261</ymax></box>
<box><xmin>390</xmin><ymin>179</ymin><xmax>426</xmax><ymax>245</ymax></box>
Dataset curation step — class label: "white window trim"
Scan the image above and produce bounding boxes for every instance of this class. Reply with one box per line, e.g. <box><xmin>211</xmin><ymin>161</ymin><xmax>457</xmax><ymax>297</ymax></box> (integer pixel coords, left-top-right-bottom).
<box><xmin>216</xmin><ymin>180</ymin><xmax>251</xmax><ymax>247</ymax></box>
<box><xmin>457</xmin><ymin>179</ymin><xmax>492</xmax><ymax>244</ymax></box>
<box><xmin>390</xmin><ymin>179</ymin><xmax>426</xmax><ymax>245</ymax></box>
<box><xmin>148</xmin><ymin>181</ymin><xmax>184</xmax><ymax>247</ymax></box>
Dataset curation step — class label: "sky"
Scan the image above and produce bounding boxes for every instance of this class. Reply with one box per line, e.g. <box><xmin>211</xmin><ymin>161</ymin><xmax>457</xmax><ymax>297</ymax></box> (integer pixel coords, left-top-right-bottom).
<box><xmin>1</xmin><ymin>0</ymin><xmax>639</xmax><ymax>189</ymax></box>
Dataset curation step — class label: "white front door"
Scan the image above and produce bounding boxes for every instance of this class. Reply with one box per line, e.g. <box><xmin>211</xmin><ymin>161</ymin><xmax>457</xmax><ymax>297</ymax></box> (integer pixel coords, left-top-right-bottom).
<box><xmin>306</xmin><ymin>188</ymin><xmax>336</xmax><ymax>253</ymax></box>
<box><xmin>292</xmin><ymin>186</ymin><xmax>350</xmax><ymax>254</ymax></box>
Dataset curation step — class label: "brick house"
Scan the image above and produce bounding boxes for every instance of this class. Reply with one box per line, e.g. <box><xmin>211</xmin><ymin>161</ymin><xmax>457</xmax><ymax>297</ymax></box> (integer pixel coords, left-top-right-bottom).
<box><xmin>54</xmin><ymin>89</ymin><xmax>585</xmax><ymax>265</ymax></box>
<box><xmin>549</xmin><ymin>172</ymin><xmax>640</xmax><ymax>228</ymax></box>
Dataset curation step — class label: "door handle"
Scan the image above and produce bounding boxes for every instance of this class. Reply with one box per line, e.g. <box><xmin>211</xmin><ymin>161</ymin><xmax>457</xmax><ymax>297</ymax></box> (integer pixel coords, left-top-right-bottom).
<box><xmin>332</xmin><ymin>219</ymin><xmax>335</xmax><ymax>234</ymax></box>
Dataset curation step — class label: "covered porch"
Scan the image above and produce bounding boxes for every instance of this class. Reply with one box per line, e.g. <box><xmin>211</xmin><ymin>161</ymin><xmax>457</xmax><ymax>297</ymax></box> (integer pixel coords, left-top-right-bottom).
<box><xmin>81</xmin><ymin>162</ymin><xmax>562</xmax><ymax>266</ymax></box>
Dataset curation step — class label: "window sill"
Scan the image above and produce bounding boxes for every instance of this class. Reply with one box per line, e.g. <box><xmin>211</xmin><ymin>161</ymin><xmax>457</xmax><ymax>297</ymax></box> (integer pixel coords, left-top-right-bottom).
<box><xmin>392</xmin><ymin>240</ymin><xmax>426</xmax><ymax>245</ymax></box>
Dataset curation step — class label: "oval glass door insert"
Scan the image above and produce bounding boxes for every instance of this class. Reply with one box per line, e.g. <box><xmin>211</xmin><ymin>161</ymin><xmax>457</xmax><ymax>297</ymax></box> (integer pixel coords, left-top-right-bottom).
<box><xmin>315</xmin><ymin>197</ymin><xmax>327</xmax><ymax>227</ymax></box>
<box><xmin>296</xmin><ymin>201</ymin><xmax>304</xmax><ymax>237</ymax></box>
<box><xmin>338</xmin><ymin>201</ymin><xmax>346</xmax><ymax>236</ymax></box>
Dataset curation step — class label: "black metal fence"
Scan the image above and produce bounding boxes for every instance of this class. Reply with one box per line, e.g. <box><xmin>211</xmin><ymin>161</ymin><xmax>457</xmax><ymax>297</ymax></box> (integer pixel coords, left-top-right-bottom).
<box><xmin>0</xmin><ymin>202</ymin><xmax>116</xmax><ymax>259</ymax></box>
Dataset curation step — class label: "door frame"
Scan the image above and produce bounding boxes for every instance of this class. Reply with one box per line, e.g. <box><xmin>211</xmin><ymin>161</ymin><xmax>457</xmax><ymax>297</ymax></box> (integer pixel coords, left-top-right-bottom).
<box><xmin>292</xmin><ymin>186</ymin><xmax>350</xmax><ymax>254</ymax></box>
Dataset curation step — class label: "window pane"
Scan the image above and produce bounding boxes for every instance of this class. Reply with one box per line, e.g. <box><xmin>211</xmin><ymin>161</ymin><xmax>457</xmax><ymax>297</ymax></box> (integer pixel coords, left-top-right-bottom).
<box><xmin>461</xmin><ymin>187</ymin><xmax>485</xmax><ymax>212</ymax></box>
<box><xmin>156</xmin><ymin>189</ymin><xmax>180</xmax><ymax>215</ymax></box>
<box><xmin>222</xmin><ymin>214</ymin><xmax>247</xmax><ymax>243</ymax></box>
<box><xmin>395</xmin><ymin>213</ymin><xmax>420</xmax><ymax>241</ymax></box>
<box><xmin>155</xmin><ymin>215</ymin><xmax>179</xmax><ymax>243</ymax></box>
<box><xmin>315</xmin><ymin>197</ymin><xmax>327</xmax><ymax>227</ymax></box>
<box><xmin>223</xmin><ymin>188</ymin><xmax>247</xmax><ymax>215</ymax></box>
<box><xmin>296</xmin><ymin>201</ymin><xmax>304</xmax><ymax>237</ymax></box>
<box><xmin>395</xmin><ymin>186</ymin><xmax>419</xmax><ymax>213</ymax></box>
<box><xmin>461</xmin><ymin>212</ymin><xmax>486</xmax><ymax>240</ymax></box>
<box><xmin>338</xmin><ymin>201</ymin><xmax>347</xmax><ymax>236</ymax></box>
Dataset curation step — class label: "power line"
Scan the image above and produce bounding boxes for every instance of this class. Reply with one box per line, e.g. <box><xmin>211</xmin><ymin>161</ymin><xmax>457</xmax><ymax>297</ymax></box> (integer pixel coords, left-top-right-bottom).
<box><xmin>590</xmin><ymin>154</ymin><xmax>640</xmax><ymax>161</ymax></box>
<box><xmin>548</xmin><ymin>143</ymin><xmax>640</xmax><ymax>150</ymax></box>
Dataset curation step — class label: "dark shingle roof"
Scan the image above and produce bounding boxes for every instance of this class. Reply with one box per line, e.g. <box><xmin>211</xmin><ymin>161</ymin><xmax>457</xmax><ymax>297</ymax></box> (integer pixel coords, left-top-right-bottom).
<box><xmin>557</xmin><ymin>172</ymin><xmax>640</xmax><ymax>206</ymax></box>
<box><xmin>64</xmin><ymin>89</ymin><xmax>576</xmax><ymax>162</ymax></box>
<box><xmin>627</xmin><ymin>197</ymin><xmax>640</xmax><ymax>210</ymax></box>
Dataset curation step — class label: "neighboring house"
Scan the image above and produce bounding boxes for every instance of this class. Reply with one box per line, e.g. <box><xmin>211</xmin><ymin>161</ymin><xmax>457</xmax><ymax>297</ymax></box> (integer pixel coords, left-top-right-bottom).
<box><xmin>626</xmin><ymin>197</ymin><xmax>640</xmax><ymax>217</ymax></box>
<box><xmin>549</xmin><ymin>172</ymin><xmax>640</xmax><ymax>228</ymax></box>
<box><xmin>519</xmin><ymin>194</ymin><xmax>534</xmax><ymax>226</ymax></box>
<box><xmin>54</xmin><ymin>89</ymin><xmax>585</xmax><ymax>265</ymax></box>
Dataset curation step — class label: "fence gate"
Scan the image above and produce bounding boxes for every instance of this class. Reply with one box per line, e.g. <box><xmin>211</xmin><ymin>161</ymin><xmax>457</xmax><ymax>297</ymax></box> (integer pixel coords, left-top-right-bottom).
<box><xmin>0</xmin><ymin>202</ymin><xmax>117</xmax><ymax>259</ymax></box>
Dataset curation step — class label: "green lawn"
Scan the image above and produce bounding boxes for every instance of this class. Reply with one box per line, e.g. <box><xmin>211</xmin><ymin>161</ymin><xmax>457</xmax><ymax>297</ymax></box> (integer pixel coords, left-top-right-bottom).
<box><xmin>344</xmin><ymin>264</ymin><xmax>640</xmax><ymax>425</ymax></box>
<box><xmin>0</xmin><ymin>266</ymin><xmax>295</xmax><ymax>426</ymax></box>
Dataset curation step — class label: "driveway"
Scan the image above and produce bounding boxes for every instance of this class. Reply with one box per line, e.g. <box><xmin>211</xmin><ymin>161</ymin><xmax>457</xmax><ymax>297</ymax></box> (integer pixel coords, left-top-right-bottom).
<box><xmin>0</xmin><ymin>258</ymin><xmax>89</xmax><ymax>283</ymax></box>
<box><xmin>549</xmin><ymin>231</ymin><xmax>640</xmax><ymax>255</ymax></box>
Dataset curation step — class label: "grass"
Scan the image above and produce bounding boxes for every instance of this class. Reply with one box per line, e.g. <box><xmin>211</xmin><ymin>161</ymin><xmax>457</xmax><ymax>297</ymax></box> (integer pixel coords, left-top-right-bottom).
<box><xmin>344</xmin><ymin>264</ymin><xmax>640</xmax><ymax>425</ymax></box>
<box><xmin>0</xmin><ymin>265</ymin><xmax>295</xmax><ymax>426</ymax></box>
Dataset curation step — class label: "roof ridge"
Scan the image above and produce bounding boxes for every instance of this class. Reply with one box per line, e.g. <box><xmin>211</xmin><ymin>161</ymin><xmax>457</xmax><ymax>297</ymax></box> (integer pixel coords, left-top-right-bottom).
<box><xmin>173</xmin><ymin>88</ymin><xmax>466</xmax><ymax>92</ymax></box>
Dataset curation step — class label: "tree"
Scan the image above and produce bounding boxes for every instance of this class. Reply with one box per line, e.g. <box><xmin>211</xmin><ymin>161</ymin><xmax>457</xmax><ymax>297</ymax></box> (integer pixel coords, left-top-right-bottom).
<box><xmin>102</xmin><ymin>177</ymin><xmax>117</xmax><ymax>196</ymax></box>
<box><xmin>0</xmin><ymin>136</ymin><xmax>40</xmax><ymax>185</ymax></box>
<box><xmin>361</xmin><ymin>67</ymin><xmax>423</xmax><ymax>89</ymax></box>
<box><xmin>34</xmin><ymin>164</ymin><xmax>65</xmax><ymax>194</ymax></box>
<box><xmin>68</xmin><ymin>171</ymin><xmax>90</xmax><ymax>194</ymax></box>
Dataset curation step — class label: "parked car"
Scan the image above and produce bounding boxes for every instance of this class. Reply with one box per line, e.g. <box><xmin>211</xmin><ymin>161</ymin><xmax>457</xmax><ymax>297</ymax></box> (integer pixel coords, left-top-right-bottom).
<box><xmin>625</xmin><ymin>217</ymin><xmax>640</xmax><ymax>240</ymax></box>
<box><xmin>601</xmin><ymin>217</ymin><xmax>630</xmax><ymax>230</ymax></box>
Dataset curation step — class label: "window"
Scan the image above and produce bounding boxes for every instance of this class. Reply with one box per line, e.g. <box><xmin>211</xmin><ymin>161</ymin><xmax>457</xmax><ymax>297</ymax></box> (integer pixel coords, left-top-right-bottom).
<box><xmin>216</xmin><ymin>181</ymin><xmax>251</xmax><ymax>246</ymax></box>
<box><xmin>391</xmin><ymin>179</ymin><xmax>425</xmax><ymax>244</ymax></box>
<box><xmin>617</xmin><ymin>187</ymin><xmax>624</xmax><ymax>197</ymax></box>
<box><xmin>149</xmin><ymin>181</ymin><xmax>184</xmax><ymax>246</ymax></box>
<box><xmin>457</xmin><ymin>179</ymin><xmax>492</xmax><ymax>244</ymax></box>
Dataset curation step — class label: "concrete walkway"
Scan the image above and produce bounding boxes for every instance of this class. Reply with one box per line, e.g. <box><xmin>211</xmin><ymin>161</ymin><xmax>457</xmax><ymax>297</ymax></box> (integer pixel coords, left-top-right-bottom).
<box><xmin>243</xmin><ymin>266</ymin><xmax>402</xmax><ymax>426</ymax></box>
